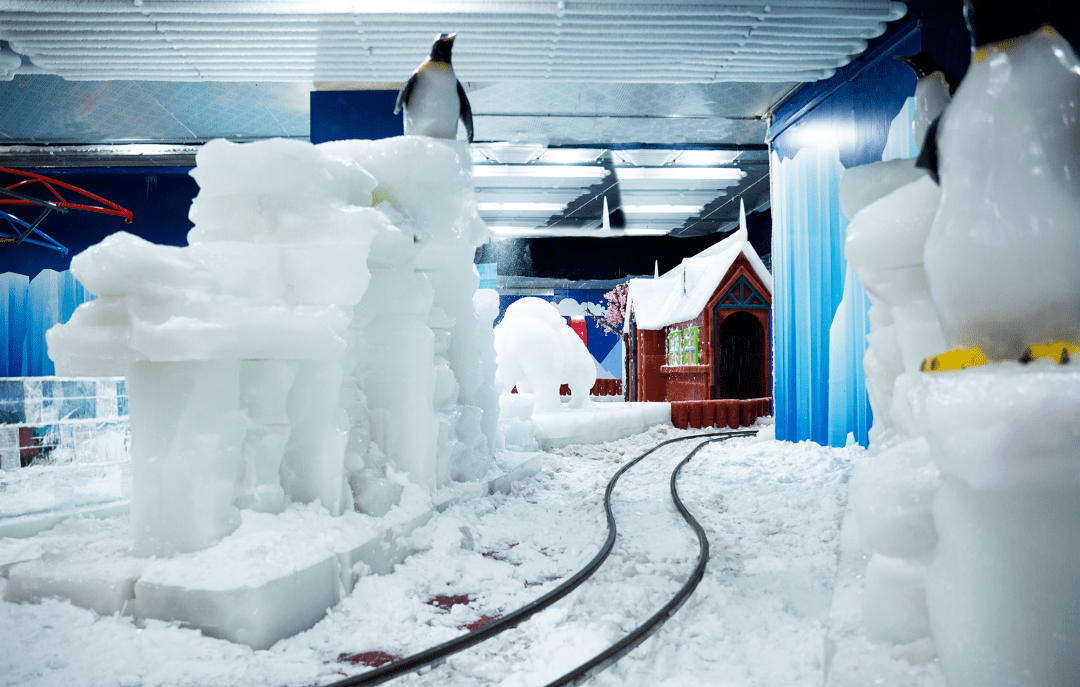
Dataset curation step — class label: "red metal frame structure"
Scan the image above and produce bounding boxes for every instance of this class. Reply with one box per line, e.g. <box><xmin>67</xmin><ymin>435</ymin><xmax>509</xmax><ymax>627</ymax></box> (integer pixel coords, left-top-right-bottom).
<box><xmin>0</xmin><ymin>167</ymin><xmax>133</xmax><ymax>252</ymax></box>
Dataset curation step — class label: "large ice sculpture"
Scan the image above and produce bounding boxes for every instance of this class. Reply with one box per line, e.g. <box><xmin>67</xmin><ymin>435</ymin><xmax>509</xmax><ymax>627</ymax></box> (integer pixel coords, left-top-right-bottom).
<box><xmin>914</xmin><ymin>23</ymin><xmax>1080</xmax><ymax>687</ymax></box>
<box><xmin>47</xmin><ymin>136</ymin><xmax>498</xmax><ymax>556</ymax></box>
<box><xmin>843</xmin><ymin>22</ymin><xmax>1080</xmax><ymax>687</ymax></box>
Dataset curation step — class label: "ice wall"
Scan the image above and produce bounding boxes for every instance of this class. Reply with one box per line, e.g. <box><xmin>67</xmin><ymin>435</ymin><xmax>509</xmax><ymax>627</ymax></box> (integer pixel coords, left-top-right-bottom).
<box><xmin>47</xmin><ymin>136</ymin><xmax>498</xmax><ymax>555</ymax></box>
<box><xmin>840</xmin><ymin>100</ymin><xmax>946</xmax><ymax>647</ymax></box>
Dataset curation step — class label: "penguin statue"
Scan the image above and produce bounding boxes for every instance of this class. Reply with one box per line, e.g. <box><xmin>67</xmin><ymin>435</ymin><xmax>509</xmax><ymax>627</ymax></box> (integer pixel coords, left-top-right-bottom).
<box><xmin>395</xmin><ymin>32</ymin><xmax>474</xmax><ymax>143</ymax></box>
<box><xmin>919</xmin><ymin>0</ymin><xmax>1080</xmax><ymax>367</ymax></box>
<box><xmin>894</xmin><ymin>52</ymin><xmax>957</xmax><ymax>155</ymax></box>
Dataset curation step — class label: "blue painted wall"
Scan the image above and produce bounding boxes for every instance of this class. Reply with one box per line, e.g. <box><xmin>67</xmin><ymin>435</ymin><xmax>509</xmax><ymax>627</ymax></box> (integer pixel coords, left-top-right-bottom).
<box><xmin>310</xmin><ymin>90</ymin><xmax>402</xmax><ymax>144</ymax></box>
<box><xmin>769</xmin><ymin>5</ymin><xmax>969</xmax><ymax>447</ymax></box>
<box><xmin>0</xmin><ymin>167</ymin><xmax>196</xmax><ymax>280</ymax></box>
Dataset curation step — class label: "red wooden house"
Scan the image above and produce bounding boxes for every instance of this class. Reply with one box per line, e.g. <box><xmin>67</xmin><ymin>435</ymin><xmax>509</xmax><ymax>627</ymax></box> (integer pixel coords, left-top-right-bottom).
<box><xmin>625</xmin><ymin>207</ymin><xmax>772</xmax><ymax>426</ymax></box>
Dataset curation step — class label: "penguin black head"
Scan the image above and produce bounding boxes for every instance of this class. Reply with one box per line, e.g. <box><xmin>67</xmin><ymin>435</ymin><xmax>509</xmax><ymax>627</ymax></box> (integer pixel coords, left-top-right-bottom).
<box><xmin>963</xmin><ymin>0</ymin><xmax>1043</xmax><ymax>49</ymax></box>
<box><xmin>430</xmin><ymin>33</ymin><xmax>456</xmax><ymax>63</ymax></box>
<box><xmin>894</xmin><ymin>52</ymin><xmax>960</xmax><ymax>93</ymax></box>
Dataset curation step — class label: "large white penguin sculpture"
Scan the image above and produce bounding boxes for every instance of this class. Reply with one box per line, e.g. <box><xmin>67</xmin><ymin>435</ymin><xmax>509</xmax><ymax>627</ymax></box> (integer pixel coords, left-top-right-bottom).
<box><xmin>920</xmin><ymin>1</ymin><xmax>1080</xmax><ymax>364</ymax></box>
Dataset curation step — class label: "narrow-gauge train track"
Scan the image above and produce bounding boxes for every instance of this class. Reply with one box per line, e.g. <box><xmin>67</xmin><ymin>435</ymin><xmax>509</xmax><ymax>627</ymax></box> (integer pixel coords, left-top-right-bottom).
<box><xmin>326</xmin><ymin>429</ymin><xmax>757</xmax><ymax>687</ymax></box>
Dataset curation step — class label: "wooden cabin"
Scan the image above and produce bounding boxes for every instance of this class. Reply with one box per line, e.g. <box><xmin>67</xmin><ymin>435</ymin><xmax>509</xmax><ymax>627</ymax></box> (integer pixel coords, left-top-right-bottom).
<box><xmin>626</xmin><ymin>218</ymin><xmax>772</xmax><ymax>409</ymax></box>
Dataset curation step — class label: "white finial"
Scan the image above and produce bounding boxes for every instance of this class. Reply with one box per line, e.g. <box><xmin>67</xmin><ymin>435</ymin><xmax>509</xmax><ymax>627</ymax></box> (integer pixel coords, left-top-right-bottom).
<box><xmin>739</xmin><ymin>198</ymin><xmax>747</xmax><ymax>235</ymax></box>
<box><xmin>602</xmin><ymin>196</ymin><xmax>611</xmax><ymax>231</ymax></box>
<box><xmin>654</xmin><ymin>260</ymin><xmax>659</xmax><ymax>278</ymax></box>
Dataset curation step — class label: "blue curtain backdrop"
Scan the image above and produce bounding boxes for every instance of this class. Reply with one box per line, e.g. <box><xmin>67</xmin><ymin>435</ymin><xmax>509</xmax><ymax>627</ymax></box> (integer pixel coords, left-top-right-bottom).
<box><xmin>768</xmin><ymin>23</ymin><xmax>928</xmax><ymax>448</ymax></box>
<box><xmin>0</xmin><ymin>269</ymin><xmax>92</xmax><ymax>377</ymax></box>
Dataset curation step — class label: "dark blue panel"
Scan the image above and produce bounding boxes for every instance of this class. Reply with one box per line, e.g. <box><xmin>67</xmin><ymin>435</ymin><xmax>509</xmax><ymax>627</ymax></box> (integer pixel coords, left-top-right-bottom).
<box><xmin>772</xmin><ymin>28</ymin><xmax>922</xmax><ymax>166</ymax></box>
<box><xmin>310</xmin><ymin>90</ymin><xmax>402</xmax><ymax>144</ymax></box>
<box><xmin>0</xmin><ymin>167</ymin><xmax>197</xmax><ymax>279</ymax></box>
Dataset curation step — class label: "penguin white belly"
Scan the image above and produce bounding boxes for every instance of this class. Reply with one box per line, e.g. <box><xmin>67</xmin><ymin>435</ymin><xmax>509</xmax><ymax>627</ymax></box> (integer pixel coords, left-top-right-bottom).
<box><xmin>404</xmin><ymin>63</ymin><xmax>461</xmax><ymax>140</ymax></box>
<box><xmin>923</xmin><ymin>28</ymin><xmax>1080</xmax><ymax>360</ymax></box>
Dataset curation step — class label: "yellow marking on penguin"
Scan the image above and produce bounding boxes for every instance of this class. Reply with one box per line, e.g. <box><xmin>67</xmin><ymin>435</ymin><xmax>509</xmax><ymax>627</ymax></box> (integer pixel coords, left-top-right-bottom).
<box><xmin>1020</xmin><ymin>341</ymin><xmax>1079</xmax><ymax>365</ymax></box>
<box><xmin>974</xmin><ymin>24</ymin><xmax>1058</xmax><ymax>62</ymax></box>
<box><xmin>921</xmin><ymin>346</ymin><xmax>989</xmax><ymax>372</ymax></box>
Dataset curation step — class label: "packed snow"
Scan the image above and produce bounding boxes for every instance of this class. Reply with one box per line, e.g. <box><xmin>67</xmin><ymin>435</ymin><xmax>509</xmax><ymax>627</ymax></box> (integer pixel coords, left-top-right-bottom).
<box><xmin>0</xmin><ymin>422</ymin><xmax>940</xmax><ymax>687</ymax></box>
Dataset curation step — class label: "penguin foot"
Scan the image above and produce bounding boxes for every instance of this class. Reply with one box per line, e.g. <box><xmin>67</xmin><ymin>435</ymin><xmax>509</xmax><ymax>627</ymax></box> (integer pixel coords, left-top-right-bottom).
<box><xmin>1019</xmin><ymin>341</ymin><xmax>1079</xmax><ymax>365</ymax></box>
<box><xmin>921</xmin><ymin>346</ymin><xmax>989</xmax><ymax>372</ymax></box>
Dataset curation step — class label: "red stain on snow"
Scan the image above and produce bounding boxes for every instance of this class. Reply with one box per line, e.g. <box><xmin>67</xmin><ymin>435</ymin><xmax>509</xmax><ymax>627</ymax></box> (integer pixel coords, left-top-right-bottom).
<box><xmin>458</xmin><ymin>614</ymin><xmax>500</xmax><ymax>632</ymax></box>
<box><xmin>337</xmin><ymin>650</ymin><xmax>400</xmax><ymax>668</ymax></box>
<box><xmin>481</xmin><ymin>543</ymin><xmax>519</xmax><ymax>564</ymax></box>
<box><xmin>426</xmin><ymin>593</ymin><xmax>472</xmax><ymax>611</ymax></box>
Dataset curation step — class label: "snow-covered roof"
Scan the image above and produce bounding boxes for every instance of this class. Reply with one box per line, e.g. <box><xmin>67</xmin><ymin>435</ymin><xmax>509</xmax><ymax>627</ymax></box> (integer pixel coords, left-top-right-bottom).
<box><xmin>627</xmin><ymin>202</ymin><xmax>772</xmax><ymax>331</ymax></box>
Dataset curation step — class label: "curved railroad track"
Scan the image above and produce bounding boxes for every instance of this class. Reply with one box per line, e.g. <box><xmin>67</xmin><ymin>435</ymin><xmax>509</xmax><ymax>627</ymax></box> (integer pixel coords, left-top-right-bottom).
<box><xmin>326</xmin><ymin>429</ymin><xmax>758</xmax><ymax>687</ymax></box>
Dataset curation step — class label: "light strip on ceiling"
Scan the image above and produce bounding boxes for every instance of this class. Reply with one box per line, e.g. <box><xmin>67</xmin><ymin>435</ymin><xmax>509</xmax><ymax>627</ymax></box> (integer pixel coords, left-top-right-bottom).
<box><xmin>622</xmin><ymin>205</ymin><xmax>703</xmax><ymax>214</ymax></box>
<box><xmin>615</xmin><ymin>168</ymin><xmax>744</xmax><ymax>181</ymax></box>
<box><xmin>472</xmin><ymin>165</ymin><xmax>606</xmax><ymax>179</ymax></box>
<box><xmin>488</xmin><ymin>226</ymin><xmax>670</xmax><ymax>238</ymax></box>
<box><xmin>478</xmin><ymin>202</ymin><xmax>566</xmax><ymax>212</ymax></box>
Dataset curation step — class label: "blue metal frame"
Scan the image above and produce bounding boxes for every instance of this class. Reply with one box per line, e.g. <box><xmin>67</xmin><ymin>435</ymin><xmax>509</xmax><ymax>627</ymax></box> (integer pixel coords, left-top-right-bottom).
<box><xmin>0</xmin><ymin>209</ymin><xmax>68</xmax><ymax>255</ymax></box>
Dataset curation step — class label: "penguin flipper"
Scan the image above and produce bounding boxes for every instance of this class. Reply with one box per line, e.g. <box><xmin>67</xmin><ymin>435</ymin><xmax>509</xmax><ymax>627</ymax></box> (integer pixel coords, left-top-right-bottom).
<box><xmin>457</xmin><ymin>80</ymin><xmax>474</xmax><ymax>143</ymax></box>
<box><xmin>915</xmin><ymin>114</ymin><xmax>942</xmax><ymax>185</ymax></box>
<box><xmin>395</xmin><ymin>73</ymin><xmax>417</xmax><ymax>115</ymax></box>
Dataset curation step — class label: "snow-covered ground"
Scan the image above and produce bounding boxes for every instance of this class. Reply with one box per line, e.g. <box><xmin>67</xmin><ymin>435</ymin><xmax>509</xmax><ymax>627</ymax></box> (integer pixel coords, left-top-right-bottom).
<box><xmin>1</xmin><ymin>423</ymin><xmax>944</xmax><ymax>687</ymax></box>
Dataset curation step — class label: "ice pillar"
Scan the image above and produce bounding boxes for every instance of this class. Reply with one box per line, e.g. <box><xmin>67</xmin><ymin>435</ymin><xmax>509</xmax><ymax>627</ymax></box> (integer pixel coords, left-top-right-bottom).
<box><xmin>915</xmin><ymin>368</ymin><xmax>1080</xmax><ymax>687</ymax></box>
<box><xmin>128</xmin><ymin>360</ymin><xmax>244</xmax><ymax>556</ymax></box>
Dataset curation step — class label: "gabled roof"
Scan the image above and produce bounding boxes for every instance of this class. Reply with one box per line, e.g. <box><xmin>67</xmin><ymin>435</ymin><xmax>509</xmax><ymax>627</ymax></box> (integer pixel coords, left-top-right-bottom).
<box><xmin>627</xmin><ymin>201</ymin><xmax>772</xmax><ymax>331</ymax></box>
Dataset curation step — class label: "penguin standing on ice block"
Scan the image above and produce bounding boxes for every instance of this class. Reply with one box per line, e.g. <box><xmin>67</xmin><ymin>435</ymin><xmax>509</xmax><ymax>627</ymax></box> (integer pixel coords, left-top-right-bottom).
<box><xmin>918</xmin><ymin>0</ymin><xmax>1080</xmax><ymax>369</ymax></box>
<box><xmin>395</xmin><ymin>33</ymin><xmax>474</xmax><ymax>143</ymax></box>
<box><xmin>894</xmin><ymin>52</ymin><xmax>957</xmax><ymax>161</ymax></box>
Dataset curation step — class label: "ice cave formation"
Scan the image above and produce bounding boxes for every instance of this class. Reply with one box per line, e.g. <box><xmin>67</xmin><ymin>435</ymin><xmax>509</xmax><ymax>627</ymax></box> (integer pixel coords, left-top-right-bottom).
<box><xmin>26</xmin><ymin>136</ymin><xmax>502</xmax><ymax>646</ymax></box>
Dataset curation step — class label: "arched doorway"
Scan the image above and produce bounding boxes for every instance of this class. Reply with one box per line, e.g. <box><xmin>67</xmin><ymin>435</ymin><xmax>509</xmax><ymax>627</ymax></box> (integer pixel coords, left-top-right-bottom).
<box><xmin>713</xmin><ymin>310</ymin><xmax>767</xmax><ymax>399</ymax></box>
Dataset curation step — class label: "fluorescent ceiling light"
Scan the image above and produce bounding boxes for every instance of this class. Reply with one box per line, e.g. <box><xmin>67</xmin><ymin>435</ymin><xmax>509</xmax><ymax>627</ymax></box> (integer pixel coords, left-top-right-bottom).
<box><xmin>615</xmin><ymin>168</ymin><xmax>744</xmax><ymax>180</ymax></box>
<box><xmin>479</xmin><ymin>202</ymin><xmax>565</xmax><ymax>212</ymax></box>
<box><xmin>537</xmin><ymin>149</ymin><xmax>604</xmax><ymax>165</ymax></box>
<box><xmin>473</xmin><ymin>165</ymin><xmax>606</xmax><ymax>179</ymax></box>
<box><xmin>489</xmin><ymin>226</ymin><xmax>669</xmax><ymax>238</ymax></box>
<box><xmin>672</xmin><ymin>150</ymin><xmax>741</xmax><ymax>166</ymax></box>
<box><xmin>622</xmin><ymin>204</ymin><xmax>703</xmax><ymax>214</ymax></box>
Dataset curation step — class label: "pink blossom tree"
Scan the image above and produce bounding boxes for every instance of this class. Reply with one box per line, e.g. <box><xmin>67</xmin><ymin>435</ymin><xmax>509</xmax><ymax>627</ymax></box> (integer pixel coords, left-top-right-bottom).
<box><xmin>585</xmin><ymin>282</ymin><xmax>630</xmax><ymax>397</ymax></box>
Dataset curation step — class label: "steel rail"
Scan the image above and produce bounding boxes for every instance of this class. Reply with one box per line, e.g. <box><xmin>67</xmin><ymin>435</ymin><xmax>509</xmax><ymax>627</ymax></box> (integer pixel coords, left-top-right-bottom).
<box><xmin>325</xmin><ymin>428</ymin><xmax>756</xmax><ymax>687</ymax></box>
<box><xmin>543</xmin><ymin>433</ymin><xmax>746</xmax><ymax>686</ymax></box>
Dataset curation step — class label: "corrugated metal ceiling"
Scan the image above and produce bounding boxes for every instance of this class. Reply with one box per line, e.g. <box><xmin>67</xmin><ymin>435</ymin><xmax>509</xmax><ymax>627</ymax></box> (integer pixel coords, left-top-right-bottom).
<box><xmin>0</xmin><ymin>1</ymin><xmax>908</xmax><ymax>238</ymax></box>
<box><xmin>1</xmin><ymin>1</ymin><xmax>906</xmax><ymax>82</ymax></box>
